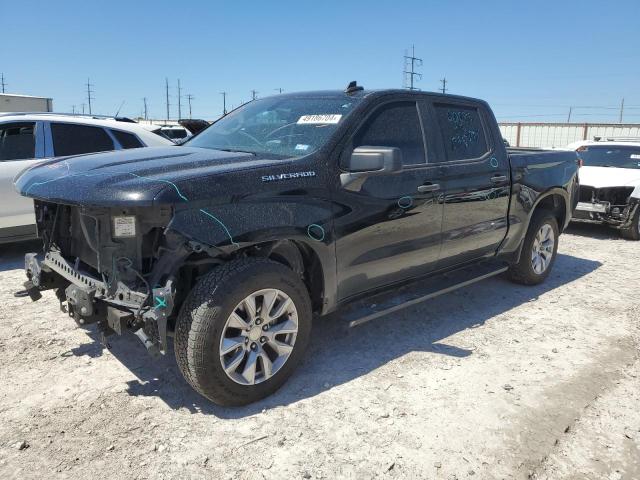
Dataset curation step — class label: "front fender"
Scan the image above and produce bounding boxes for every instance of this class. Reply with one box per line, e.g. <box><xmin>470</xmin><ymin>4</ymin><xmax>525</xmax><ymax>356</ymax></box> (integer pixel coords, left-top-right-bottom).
<box><xmin>167</xmin><ymin>198</ymin><xmax>338</xmax><ymax>314</ymax></box>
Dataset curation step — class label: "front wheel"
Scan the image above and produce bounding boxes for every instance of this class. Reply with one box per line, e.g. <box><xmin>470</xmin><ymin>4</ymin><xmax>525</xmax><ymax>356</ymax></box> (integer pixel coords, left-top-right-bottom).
<box><xmin>508</xmin><ymin>210</ymin><xmax>559</xmax><ymax>285</ymax></box>
<box><xmin>174</xmin><ymin>258</ymin><xmax>312</xmax><ymax>406</ymax></box>
<box><xmin>620</xmin><ymin>207</ymin><xmax>640</xmax><ymax>240</ymax></box>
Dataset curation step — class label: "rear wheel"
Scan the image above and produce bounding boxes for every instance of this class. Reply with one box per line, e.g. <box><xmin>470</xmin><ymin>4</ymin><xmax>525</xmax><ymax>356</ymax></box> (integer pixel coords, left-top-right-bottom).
<box><xmin>620</xmin><ymin>207</ymin><xmax>640</xmax><ymax>240</ymax></box>
<box><xmin>508</xmin><ymin>210</ymin><xmax>559</xmax><ymax>285</ymax></box>
<box><xmin>174</xmin><ymin>258</ymin><xmax>312</xmax><ymax>406</ymax></box>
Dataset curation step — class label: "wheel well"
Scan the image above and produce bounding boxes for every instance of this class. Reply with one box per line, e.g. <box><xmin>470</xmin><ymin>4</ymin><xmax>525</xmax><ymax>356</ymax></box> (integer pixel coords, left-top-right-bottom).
<box><xmin>535</xmin><ymin>194</ymin><xmax>566</xmax><ymax>231</ymax></box>
<box><xmin>248</xmin><ymin>240</ymin><xmax>325</xmax><ymax>313</ymax></box>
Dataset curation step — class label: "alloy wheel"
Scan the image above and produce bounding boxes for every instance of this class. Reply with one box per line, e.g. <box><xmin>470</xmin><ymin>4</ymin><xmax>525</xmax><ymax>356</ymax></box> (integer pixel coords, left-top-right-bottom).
<box><xmin>219</xmin><ymin>288</ymin><xmax>298</xmax><ymax>385</ymax></box>
<box><xmin>531</xmin><ymin>223</ymin><xmax>555</xmax><ymax>274</ymax></box>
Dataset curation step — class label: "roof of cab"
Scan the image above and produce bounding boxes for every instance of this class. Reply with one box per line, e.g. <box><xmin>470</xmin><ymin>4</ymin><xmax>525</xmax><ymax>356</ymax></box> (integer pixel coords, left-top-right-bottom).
<box><xmin>268</xmin><ymin>88</ymin><xmax>487</xmax><ymax>106</ymax></box>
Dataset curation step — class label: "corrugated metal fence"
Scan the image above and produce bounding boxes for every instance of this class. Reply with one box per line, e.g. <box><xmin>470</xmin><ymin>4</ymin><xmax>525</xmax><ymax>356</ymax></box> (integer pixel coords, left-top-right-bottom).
<box><xmin>499</xmin><ymin>123</ymin><xmax>640</xmax><ymax>148</ymax></box>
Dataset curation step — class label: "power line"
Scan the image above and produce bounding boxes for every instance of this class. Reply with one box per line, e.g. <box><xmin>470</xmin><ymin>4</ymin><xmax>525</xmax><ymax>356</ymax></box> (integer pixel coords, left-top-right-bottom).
<box><xmin>0</xmin><ymin>73</ymin><xmax>6</xmax><ymax>93</ymax></box>
<box><xmin>497</xmin><ymin>112</ymin><xmax>640</xmax><ymax>120</ymax></box>
<box><xmin>403</xmin><ymin>45</ymin><xmax>422</xmax><ymax>90</ymax></box>
<box><xmin>186</xmin><ymin>94</ymin><xmax>194</xmax><ymax>118</ymax></box>
<box><xmin>440</xmin><ymin>77</ymin><xmax>448</xmax><ymax>94</ymax></box>
<box><xmin>86</xmin><ymin>78</ymin><xmax>94</xmax><ymax>114</ymax></box>
<box><xmin>493</xmin><ymin>103</ymin><xmax>640</xmax><ymax>110</ymax></box>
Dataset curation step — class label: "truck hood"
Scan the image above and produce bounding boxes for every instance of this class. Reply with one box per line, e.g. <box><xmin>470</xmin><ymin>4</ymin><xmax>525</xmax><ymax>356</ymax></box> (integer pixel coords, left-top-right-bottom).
<box><xmin>14</xmin><ymin>146</ymin><xmax>290</xmax><ymax>206</ymax></box>
<box><xmin>579</xmin><ymin>166</ymin><xmax>640</xmax><ymax>189</ymax></box>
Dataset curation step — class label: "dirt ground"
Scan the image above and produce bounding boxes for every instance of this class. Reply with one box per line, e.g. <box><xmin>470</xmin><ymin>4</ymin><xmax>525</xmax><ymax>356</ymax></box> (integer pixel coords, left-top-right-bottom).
<box><xmin>0</xmin><ymin>223</ymin><xmax>638</xmax><ymax>480</ymax></box>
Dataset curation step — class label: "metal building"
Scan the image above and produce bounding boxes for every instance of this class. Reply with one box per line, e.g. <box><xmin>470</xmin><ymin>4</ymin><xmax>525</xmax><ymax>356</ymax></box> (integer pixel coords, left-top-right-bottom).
<box><xmin>500</xmin><ymin>122</ymin><xmax>640</xmax><ymax>148</ymax></box>
<box><xmin>0</xmin><ymin>93</ymin><xmax>53</xmax><ymax>113</ymax></box>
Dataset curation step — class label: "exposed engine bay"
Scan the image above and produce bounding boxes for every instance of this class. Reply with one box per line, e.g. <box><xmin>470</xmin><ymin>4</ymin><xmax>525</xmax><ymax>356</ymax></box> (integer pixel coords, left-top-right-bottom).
<box><xmin>22</xmin><ymin>200</ymin><xmax>225</xmax><ymax>355</ymax></box>
<box><xmin>574</xmin><ymin>186</ymin><xmax>639</xmax><ymax>227</ymax></box>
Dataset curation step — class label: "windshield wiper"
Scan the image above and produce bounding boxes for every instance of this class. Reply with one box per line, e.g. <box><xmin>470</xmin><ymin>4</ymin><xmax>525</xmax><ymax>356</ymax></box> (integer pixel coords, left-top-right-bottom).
<box><xmin>215</xmin><ymin>148</ymin><xmax>256</xmax><ymax>155</ymax></box>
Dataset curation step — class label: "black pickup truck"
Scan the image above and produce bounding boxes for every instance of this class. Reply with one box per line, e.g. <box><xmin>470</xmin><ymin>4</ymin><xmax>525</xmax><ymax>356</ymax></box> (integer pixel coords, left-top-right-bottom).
<box><xmin>15</xmin><ymin>84</ymin><xmax>579</xmax><ymax>406</ymax></box>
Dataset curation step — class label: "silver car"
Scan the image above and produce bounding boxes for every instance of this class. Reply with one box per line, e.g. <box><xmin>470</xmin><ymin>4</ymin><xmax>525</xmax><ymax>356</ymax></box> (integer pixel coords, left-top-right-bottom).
<box><xmin>0</xmin><ymin>113</ymin><xmax>173</xmax><ymax>243</ymax></box>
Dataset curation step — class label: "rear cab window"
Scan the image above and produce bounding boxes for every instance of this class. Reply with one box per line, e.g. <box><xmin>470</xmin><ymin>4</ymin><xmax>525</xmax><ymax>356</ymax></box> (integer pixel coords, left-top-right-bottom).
<box><xmin>433</xmin><ymin>103</ymin><xmax>489</xmax><ymax>161</ymax></box>
<box><xmin>51</xmin><ymin>123</ymin><xmax>115</xmax><ymax>156</ymax></box>
<box><xmin>0</xmin><ymin>122</ymin><xmax>36</xmax><ymax>161</ymax></box>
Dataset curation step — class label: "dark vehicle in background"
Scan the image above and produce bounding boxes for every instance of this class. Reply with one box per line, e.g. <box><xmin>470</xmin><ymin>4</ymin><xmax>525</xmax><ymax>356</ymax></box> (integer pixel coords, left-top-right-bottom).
<box><xmin>178</xmin><ymin>119</ymin><xmax>210</xmax><ymax>135</ymax></box>
<box><xmin>159</xmin><ymin>124</ymin><xmax>192</xmax><ymax>142</ymax></box>
<box><xmin>15</xmin><ymin>84</ymin><xmax>579</xmax><ymax>405</ymax></box>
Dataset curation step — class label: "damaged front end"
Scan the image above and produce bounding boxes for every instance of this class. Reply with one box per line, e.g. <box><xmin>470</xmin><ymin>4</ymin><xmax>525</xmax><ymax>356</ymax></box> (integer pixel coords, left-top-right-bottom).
<box><xmin>574</xmin><ymin>186</ymin><xmax>639</xmax><ymax>228</ymax></box>
<box><xmin>21</xmin><ymin>201</ymin><xmax>218</xmax><ymax>356</ymax></box>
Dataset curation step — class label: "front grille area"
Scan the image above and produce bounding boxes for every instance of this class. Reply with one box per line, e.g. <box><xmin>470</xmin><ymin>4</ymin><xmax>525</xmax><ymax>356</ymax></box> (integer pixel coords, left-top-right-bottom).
<box><xmin>578</xmin><ymin>186</ymin><xmax>634</xmax><ymax>205</ymax></box>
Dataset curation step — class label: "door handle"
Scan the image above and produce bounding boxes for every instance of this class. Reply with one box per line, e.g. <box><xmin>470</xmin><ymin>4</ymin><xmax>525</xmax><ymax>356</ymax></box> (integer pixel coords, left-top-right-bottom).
<box><xmin>490</xmin><ymin>175</ymin><xmax>507</xmax><ymax>183</ymax></box>
<box><xmin>417</xmin><ymin>183</ymin><xmax>440</xmax><ymax>193</ymax></box>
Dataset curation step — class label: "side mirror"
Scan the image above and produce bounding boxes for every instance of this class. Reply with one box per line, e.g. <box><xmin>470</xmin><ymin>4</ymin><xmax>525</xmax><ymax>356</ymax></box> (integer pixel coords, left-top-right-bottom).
<box><xmin>340</xmin><ymin>146</ymin><xmax>402</xmax><ymax>190</ymax></box>
<box><xmin>346</xmin><ymin>146</ymin><xmax>402</xmax><ymax>172</ymax></box>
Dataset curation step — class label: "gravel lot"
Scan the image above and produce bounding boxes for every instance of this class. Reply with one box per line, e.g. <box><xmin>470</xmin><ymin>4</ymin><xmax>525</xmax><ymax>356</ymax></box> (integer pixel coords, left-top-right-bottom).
<box><xmin>0</xmin><ymin>223</ymin><xmax>638</xmax><ymax>480</ymax></box>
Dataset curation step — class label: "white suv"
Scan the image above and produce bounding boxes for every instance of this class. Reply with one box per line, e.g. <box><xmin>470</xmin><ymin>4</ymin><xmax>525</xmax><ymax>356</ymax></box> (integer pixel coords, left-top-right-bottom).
<box><xmin>0</xmin><ymin>113</ymin><xmax>173</xmax><ymax>243</ymax></box>
<box><xmin>567</xmin><ymin>138</ymin><xmax>640</xmax><ymax>240</ymax></box>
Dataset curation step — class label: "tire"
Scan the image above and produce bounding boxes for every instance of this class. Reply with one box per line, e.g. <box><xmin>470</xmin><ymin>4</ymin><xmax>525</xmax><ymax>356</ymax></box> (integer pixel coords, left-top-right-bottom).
<box><xmin>620</xmin><ymin>207</ymin><xmax>640</xmax><ymax>241</ymax></box>
<box><xmin>174</xmin><ymin>257</ymin><xmax>312</xmax><ymax>406</ymax></box>
<box><xmin>508</xmin><ymin>210</ymin><xmax>559</xmax><ymax>285</ymax></box>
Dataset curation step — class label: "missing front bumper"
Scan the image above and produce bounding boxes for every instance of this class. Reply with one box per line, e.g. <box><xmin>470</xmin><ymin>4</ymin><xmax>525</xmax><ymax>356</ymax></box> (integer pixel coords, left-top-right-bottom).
<box><xmin>22</xmin><ymin>252</ymin><xmax>175</xmax><ymax>355</ymax></box>
<box><xmin>574</xmin><ymin>200</ymin><xmax>639</xmax><ymax>228</ymax></box>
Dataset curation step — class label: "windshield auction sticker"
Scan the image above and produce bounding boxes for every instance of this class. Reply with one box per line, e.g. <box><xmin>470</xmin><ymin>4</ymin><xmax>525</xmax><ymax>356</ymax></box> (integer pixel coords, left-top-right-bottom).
<box><xmin>297</xmin><ymin>114</ymin><xmax>342</xmax><ymax>124</ymax></box>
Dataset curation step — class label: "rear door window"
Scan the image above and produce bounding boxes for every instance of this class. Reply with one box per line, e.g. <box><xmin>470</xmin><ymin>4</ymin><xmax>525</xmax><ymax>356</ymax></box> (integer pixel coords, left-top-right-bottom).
<box><xmin>51</xmin><ymin>123</ymin><xmax>115</xmax><ymax>156</ymax></box>
<box><xmin>352</xmin><ymin>101</ymin><xmax>426</xmax><ymax>166</ymax></box>
<box><xmin>433</xmin><ymin>103</ymin><xmax>489</xmax><ymax>161</ymax></box>
<box><xmin>110</xmin><ymin>129</ymin><xmax>144</xmax><ymax>149</ymax></box>
<box><xmin>0</xmin><ymin>122</ymin><xmax>36</xmax><ymax>161</ymax></box>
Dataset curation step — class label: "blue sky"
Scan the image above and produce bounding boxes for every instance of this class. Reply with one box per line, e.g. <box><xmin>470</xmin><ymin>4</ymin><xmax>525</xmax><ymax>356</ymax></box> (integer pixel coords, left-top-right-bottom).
<box><xmin>1</xmin><ymin>0</ymin><xmax>639</xmax><ymax>122</ymax></box>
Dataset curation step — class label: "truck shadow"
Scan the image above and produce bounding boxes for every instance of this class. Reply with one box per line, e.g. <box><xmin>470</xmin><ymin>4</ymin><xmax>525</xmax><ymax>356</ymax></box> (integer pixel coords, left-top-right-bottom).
<box><xmin>0</xmin><ymin>239</ymin><xmax>40</xmax><ymax>273</ymax></box>
<box><xmin>71</xmin><ymin>252</ymin><xmax>600</xmax><ymax>418</ymax></box>
<box><xmin>565</xmin><ymin>222</ymin><xmax>621</xmax><ymax>240</ymax></box>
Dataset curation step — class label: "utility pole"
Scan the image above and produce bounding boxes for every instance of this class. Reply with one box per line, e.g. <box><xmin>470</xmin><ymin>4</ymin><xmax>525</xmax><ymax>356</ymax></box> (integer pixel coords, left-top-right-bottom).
<box><xmin>619</xmin><ymin>98</ymin><xmax>625</xmax><ymax>123</ymax></box>
<box><xmin>220</xmin><ymin>91</ymin><xmax>227</xmax><ymax>115</ymax></box>
<box><xmin>143</xmin><ymin>97</ymin><xmax>148</xmax><ymax>120</ymax></box>
<box><xmin>186</xmin><ymin>94</ymin><xmax>194</xmax><ymax>118</ymax></box>
<box><xmin>274</xmin><ymin>88</ymin><xmax>283</xmax><ymax>94</ymax></box>
<box><xmin>0</xmin><ymin>73</ymin><xmax>6</xmax><ymax>93</ymax></box>
<box><xmin>251</xmin><ymin>89</ymin><xmax>258</xmax><ymax>101</ymax></box>
<box><xmin>177</xmin><ymin>79</ymin><xmax>182</xmax><ymax>119</ymax></box>
<box><xmin>403</xmin><ymin>45</ymin><xmax>422</xmax><ymax>90</ymax></box>
<box><xmin>165</xmin><ymin>78</ymin><xmax>170</xmax><ymax>121</ymax></box>
<box><xmin>567</xmin><ymin>106</ymin><xmax>573</xmax><ymax>123</ymax></box>
<box><xmin>72</xmin><ymin>105</ymin><xmax>76</xmax><ymax>114</ymax></box>
<box><xmin>86</xmin><ymin>78</ymin><xmax>94</xmax><ymax>114</ymax></box>
<box><xmin>440</xmin><ymin>77</ymin><xmax>448</xmax><ymax>94</ymax></box>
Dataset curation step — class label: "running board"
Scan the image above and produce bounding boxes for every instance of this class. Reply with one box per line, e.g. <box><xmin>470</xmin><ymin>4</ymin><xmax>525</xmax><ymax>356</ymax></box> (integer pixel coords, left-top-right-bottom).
<box><xmin>343</xmin><ymin>262</ymin><xmax>509</xmax><ymax>328</ymax></box>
